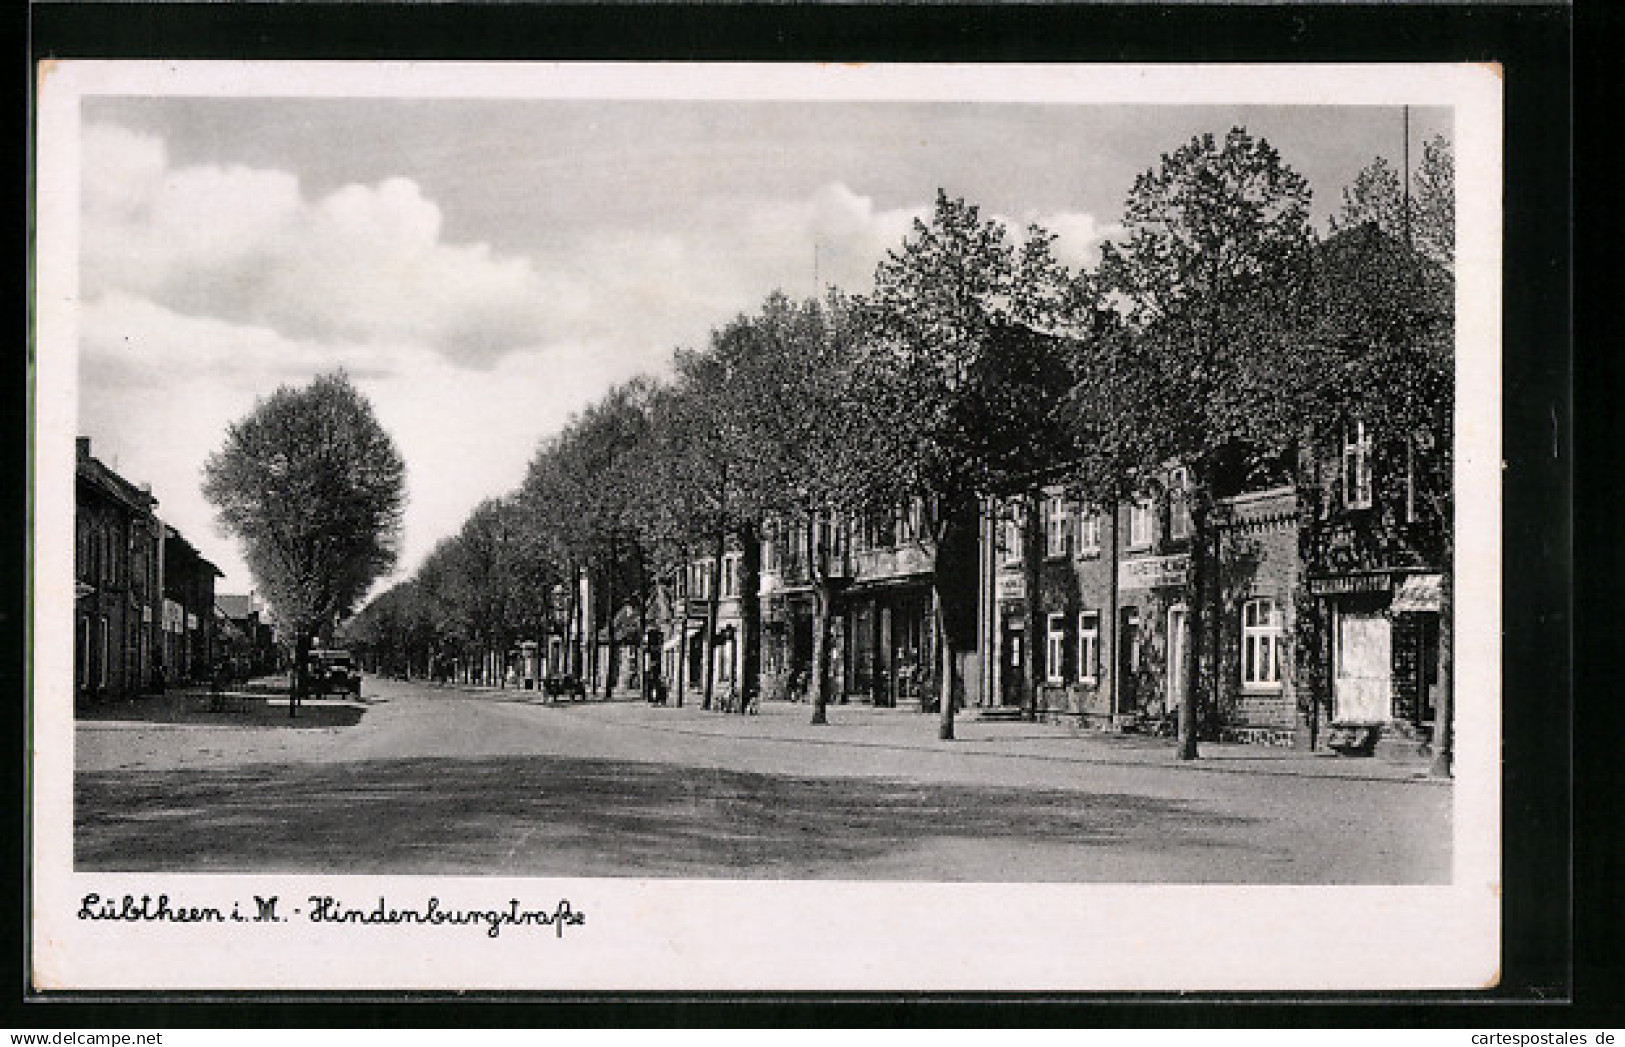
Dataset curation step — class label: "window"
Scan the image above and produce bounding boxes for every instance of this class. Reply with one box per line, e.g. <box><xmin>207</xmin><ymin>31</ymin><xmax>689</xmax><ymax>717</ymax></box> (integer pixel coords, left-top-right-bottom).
<box><xmin>722</xmin><ymin>554</ymin><xmax>741</xmax><ymax>598</ymax></box>
<box><xmin>1343</xmin><ymin>420</ymin><xmax>1373</xmax><ymax>509</ymax></box>
<box><xmin>1077</xmin><ymin>611</ymin><xmax>1100</xmax><ymax>683</ymax></box>
<box><xmin>1044</xmin><ymin>495</ymin><xmax>1070</xmax><ymax>558</ymax></box>
<box><xmin>1075</xmin><ymin>510</ymin><xmax>1101</xmax><ymax>557</ymax></box>
<box><xmin>689</xmin><ymin>561</ymin><xmax>713</xmax><ymax>601</ymax></box>
<box><xmin>1001</xmin><ymin>511</ymin><xmax>1023</xmax><ymax>566</ymax></box>
<box><xmin>761</xmin><ymin>527</ymin><xmax>778</xmax><ymax>573</ymax></box>
<box><xmin>1168</xmin><ymin>467</ymin><xmax>1191</xmax><ymax>540</ymax></box>
<box><xmin>1046</xmin><ymin>614</ymin><xmax>1067</xmax><ymax>685</ymax></box>
<box><xmin>1241</xmin><ymin>598</ymin><xmax>1284</xmax><ymax>690</ymax></box>
<box><xmin>1129</xmin><ymin>499</ymin><xmax>1154</xmax><ymax>549</ymax></box>
<box><xmin>98</xmin><ymin>616</ymin><xmax>110</xmax><ymax>688</ymax></box>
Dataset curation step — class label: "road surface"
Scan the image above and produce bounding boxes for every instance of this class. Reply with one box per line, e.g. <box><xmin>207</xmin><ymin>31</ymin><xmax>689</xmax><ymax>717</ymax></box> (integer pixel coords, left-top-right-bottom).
<box><xmin>75</xmin><ymin>675</ymin><xmax>1452</xmax><ymax>882</ymax></box>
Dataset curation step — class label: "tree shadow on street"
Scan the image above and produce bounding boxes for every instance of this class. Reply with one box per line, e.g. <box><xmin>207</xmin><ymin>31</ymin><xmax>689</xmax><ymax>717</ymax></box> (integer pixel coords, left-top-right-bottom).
<box><xmin>76</xmin><ymin>753</ymin><xmax>1258</xmax><ymax>880</ymax></box>
<box><xmin>76</xmin><ymin>693</ymin><xmax>367</xmax><ymax>730</ymax></box>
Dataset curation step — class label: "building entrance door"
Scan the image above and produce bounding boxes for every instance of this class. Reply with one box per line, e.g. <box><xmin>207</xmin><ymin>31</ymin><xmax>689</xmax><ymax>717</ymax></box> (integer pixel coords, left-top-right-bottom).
<box><xmin>1334</xmin><ymin>608</ymin><xmax>1392</xmax><ymax>723</ymax></box>
<box><xmin>1000</xmin><ymin>620</ymin><xmax>1025</xmax><ymax>706</ymax></box>
<box><xmin>1166</xmin><ymin>605</ymin><xmax>1188</xmax><ymax>715</ymax></box>
<box><xmin>1118</xmin><ymin>608</ymin><xmax>1142</xmax><ymax>713</ymax></box>
<box><xmin>1415</xmin><ymin>613</ymin><xmax>1440</xmax><ymax>726</ymax></box>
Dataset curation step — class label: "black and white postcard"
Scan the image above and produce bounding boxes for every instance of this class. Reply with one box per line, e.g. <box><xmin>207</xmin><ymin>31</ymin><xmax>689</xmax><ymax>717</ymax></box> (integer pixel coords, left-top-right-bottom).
<box><xmin>33</xmin><ymin>61</ymin><xmax>1503</xmax><ymax>992</ymax></box>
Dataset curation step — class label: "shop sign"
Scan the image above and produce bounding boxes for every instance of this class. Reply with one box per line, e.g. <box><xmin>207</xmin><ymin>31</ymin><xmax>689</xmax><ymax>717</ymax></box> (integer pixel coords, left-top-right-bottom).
<box><xmin>1308</xmin><ymin>573</ymin><xmax>1392</xmax><ymax>596</ymax></box>
<box><xmin>995</xmin><ymin>574</ymin><xmax>1026</xmax><ymax>600</ymax></box>
<box><xmin>1118</xmin><ymin>554</ymin><xmax>1190</xmax><ymax>590</ymax></box>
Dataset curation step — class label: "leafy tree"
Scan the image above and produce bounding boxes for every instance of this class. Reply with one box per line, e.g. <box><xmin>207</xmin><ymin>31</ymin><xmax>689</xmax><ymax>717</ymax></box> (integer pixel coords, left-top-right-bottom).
<box><xmin>858</xmin><ymin>190</ymin><xmax>1079</xmax><ymax>739</ymax></box>
<box><xmin>203</xmin><ymin>370</ymin><xmax>405</xmax><ymax>714</ymax></box>
<box><xmin>1412</xmin><ymin>135</ymin><xmax>1455</xmax><ymax>269</ymax></box>
<box><xmin>674</xmin><ymin>291</ymin><xmax>874</xmax><ymax>723</ymax></box>
<box><xmin>643</xmin><ymin>345</ymin><xmax>756</xmax><ymax>711</ymax></box>
<box><xmin>1090</xmin><ymin>128</ymin><xmax>1315</xmax><ymax>758</ymax></box>
<box><xmin>518</xmin><ymin>381</ymin><xmax>655</xmax><ymax>697</ymax></box>
<box><xmin>1332</xmin><ymin>134</ymin><xmax>1454</xmax><ymax>268</ymax></box>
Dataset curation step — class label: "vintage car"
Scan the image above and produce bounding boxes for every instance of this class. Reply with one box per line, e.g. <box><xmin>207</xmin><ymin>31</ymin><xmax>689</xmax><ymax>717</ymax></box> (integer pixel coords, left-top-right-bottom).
<box><xmin>307</xmin><ymin>648</ymin><xmax>363</xmax><ymax>697</ymax></box>
<box><xmin>542</xmin><ymin>674</ymin><xmax>587</xmax><ymax>699</ymax></box>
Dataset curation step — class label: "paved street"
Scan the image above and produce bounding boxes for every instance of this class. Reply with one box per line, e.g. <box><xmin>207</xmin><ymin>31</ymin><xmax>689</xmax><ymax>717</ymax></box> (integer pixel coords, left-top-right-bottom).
<box><xmin>75</xmin><ymin>675</ymin><xmax>1451</xmax><ymax>883</ymax></box>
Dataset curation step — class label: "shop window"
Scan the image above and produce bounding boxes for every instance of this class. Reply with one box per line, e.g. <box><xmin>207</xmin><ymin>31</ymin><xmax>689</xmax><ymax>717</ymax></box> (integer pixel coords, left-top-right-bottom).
<box><xmin>1076</xmin><ymin>510</ymin><xmax>1101</xmax><ymax>557</ymax></box>
<box><xmin>1044</xmin><ymin>495</ymin><xmax>1070</xmax><ymax>558</ymax></box>
<box><xmin>1077</xmin><ymin>611</ymin><xmax>1100</xmax><ymax>683</ymax></box>
<box><xmin>1046</xmin><ymin>614</ymin><xmax>1067</xmax><ymax>685</ymax></box>
<box><xmin>1241</xmin><ymin>597</ymin><xmax>1284</xmax><ymax>690</ymax></box>
<box><xmin>1129</xmin><ymin>499</ymin><xmax>1154</xmax><ymax>549</ymax></box>
<box><xmin>1343</xmin><ymin>420</ymin><xmax>1374</xmax><ymax>509</ymax></box>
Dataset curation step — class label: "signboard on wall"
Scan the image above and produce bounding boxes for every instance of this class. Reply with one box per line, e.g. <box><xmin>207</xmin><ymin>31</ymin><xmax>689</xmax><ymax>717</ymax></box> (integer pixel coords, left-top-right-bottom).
<box><xmin>1308</xmin><ymin>572</ymin><xmax>1393</xmax><ymax>596</ymax></box>
<box><xmin>995</xmin><ymin>574</ymin><xmax>1026</xmax><ymax>600</ymax></box>
<box><xmin>1118</xmin><ymin>554</ymin><xmax>1190</xmax><ymax>590</ymax></box>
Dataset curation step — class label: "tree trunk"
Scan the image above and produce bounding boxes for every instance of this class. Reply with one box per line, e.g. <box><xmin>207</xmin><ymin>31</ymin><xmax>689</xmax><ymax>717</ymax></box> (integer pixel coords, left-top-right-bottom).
<box><xmin>935</xmin><ymin>585</ymin><xmax>956</xmax><ymax>740</ymax></box>
<box><xmin>1180</xmin><ymin>498</ymin><xmax>1207</xmax><ymax>760</ymax></box>
<box><xmin>1430</xmin><ymin>570</ymin><xmax>1454</xmax><ymax>777</ymax></box>
<box><xmin>638</xmin><ymin>555</ymin><xmax>650</xmax><ymax>701</ymax></box>
<box><xmin>565</xmin><ymin>564</ymin><xmax>581</xmax><ymax>680</ymax></box>
<box><xmin>1022</xmin><ymin>491</ymin><xmax>1043</xmax><ymax>722</ymax></box>
<box><xmin>702</xmin><ymin>528</ymin><xmax>725</xmax><ymax>711</ymax></box>
<box><xmin>605</xmin><ymin>536</ymin><xmax>619</xmax><ymax>700</ymax></box>
<box><xmin>675</xmin><ymin>569</ymin><xmax>688</xmax><ymax>709</ymax></box>
<box><xmin>291</xmin><ymin>631</ymin><xmax>312</xmax><ymax>719</ymax></box>
<box><xmin>739</xmin><ymin>520</ymin><xmax>762</xmax><ymax>714</ymax></box>
<box><xmin>809</xmin><ymin>518</ymin><xmax>832</xmax><ymax>726</ymax></box>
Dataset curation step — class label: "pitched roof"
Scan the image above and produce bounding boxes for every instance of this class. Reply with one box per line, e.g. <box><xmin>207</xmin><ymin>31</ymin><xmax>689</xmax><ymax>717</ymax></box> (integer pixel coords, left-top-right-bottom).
<box><xmin>216</xmin><ymin>593</ymin><xmax>256</xmax><ymax>620</ymax></box>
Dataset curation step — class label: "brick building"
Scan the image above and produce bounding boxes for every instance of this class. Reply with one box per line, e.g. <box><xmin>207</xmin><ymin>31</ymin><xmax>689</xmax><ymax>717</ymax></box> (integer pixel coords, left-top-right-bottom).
<box><xmin>982</xmin><ymin>475</ymin><xmax>1306</xmax><ymax>746</ymax></box>
<box><xmin>1295</xmin><ymin>418</ymin><xmax>1450</xmax><ymax>753</ymax></box>
<box><xmin>74</xmin><ymin>438</ymin><xmax>162</xmax><ymax>705</ymax></box>
<box><xmin>161</xmin><ymin>525</ymin><xmax>223</xmax><ymax>685</ymax></box>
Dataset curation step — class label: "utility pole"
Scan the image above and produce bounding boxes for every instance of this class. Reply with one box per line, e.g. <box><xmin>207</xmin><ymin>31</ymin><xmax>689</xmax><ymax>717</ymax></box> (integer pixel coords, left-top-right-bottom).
<box><xmin>1402</xmin><ymin>106</ymin><xmax>1413</xmax><ymax>250</ymax></box>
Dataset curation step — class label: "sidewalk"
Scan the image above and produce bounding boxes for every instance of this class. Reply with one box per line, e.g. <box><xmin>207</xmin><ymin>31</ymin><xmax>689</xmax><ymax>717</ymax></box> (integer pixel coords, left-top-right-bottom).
<box><xmin>470</xmin><ymin>684</ymin><xmax>1449</xmax><ymax>786</ymax></box>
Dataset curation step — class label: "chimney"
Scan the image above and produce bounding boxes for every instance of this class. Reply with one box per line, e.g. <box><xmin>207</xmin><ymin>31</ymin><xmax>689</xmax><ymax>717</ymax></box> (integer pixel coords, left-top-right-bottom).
<box><xmin>77</xmin><ymin>437</ymin><xmax>90</xmax><ymax>460</ymax></box>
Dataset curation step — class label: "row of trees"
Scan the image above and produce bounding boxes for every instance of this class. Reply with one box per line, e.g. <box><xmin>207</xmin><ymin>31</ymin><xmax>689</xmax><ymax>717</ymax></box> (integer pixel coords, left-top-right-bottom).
<box><xmin>343</xmin><ymin>126</ymin><xmax>1454</xmax><ymax>755</ymax></box>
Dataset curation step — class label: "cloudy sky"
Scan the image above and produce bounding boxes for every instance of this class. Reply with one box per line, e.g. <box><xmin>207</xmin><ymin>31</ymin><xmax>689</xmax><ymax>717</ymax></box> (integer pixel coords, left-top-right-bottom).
<box><xmin>72</xmin><ymin>87</ymin><xmax>1449</xmax><ymax>598</ymax></box>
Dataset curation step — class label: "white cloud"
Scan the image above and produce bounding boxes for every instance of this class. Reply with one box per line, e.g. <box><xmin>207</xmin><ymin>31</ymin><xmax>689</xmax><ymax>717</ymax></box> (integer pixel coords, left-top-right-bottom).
<box><xmin>1029</xmin><ymin>210</ymin><xmax>1123</xmax><ymax>272</ymax></box>
<box><xmin>82</xmin><ymin>124</ymin><xmax>567</xmax><ymax>368</ymax></box>
<box><xmin>77</xmin><ymin>290</ymin><xmax>665</xmax><ymax>591</ymax></box>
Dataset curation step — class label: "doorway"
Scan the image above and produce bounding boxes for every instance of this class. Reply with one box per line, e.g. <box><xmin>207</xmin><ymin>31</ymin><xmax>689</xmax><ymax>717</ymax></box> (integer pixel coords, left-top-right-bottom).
<box><xmin>1118</xmin><ymin>607</ymin><xmax>1142</xmax><ymax>713</ymax></box>
<box><xmin>1000</xmin><ymin>619</ymin><xmax>1025</xmax><ymax>707</ymax></box>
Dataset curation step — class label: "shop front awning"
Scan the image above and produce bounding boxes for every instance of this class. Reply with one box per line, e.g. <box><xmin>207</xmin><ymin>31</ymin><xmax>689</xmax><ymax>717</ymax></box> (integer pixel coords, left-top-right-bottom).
<box><xmin>1390</xmin><ymin>573</ymin><xmax>1444</xmax><ymax>613</ymax></box>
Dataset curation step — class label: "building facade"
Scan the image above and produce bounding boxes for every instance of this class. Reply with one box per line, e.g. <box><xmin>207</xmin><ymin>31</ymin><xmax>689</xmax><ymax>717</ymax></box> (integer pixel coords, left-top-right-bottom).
<box><xmin>1296</xmin><ymin>419</ymin><xmax>1450</xmax><ymax>753</ymax></box>
<box><xmin>161</xmin><ymin>525</ymin><xmax>223</xmax><ymax>685</ymax></box>
<box><xmin>75</xmin><ymin>438</ymin><xmax>163</xmax><ymax>705</ymax></box>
